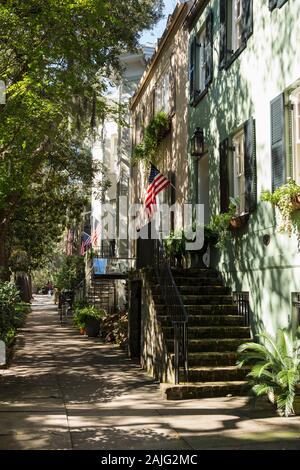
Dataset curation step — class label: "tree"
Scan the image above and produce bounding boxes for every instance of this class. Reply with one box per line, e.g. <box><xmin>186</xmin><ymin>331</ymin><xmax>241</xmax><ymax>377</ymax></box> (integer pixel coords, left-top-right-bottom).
<box><xmin>0</xmin><ymin>0</ymin><xmax>162</xmax><ymax>279</ymax></box>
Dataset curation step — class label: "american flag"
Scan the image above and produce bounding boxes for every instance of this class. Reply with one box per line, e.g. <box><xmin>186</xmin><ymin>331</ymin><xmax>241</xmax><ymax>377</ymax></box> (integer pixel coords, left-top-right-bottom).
<box><xmin>80</xmin><ymin>232</ymin><xmax>91</xmax><ymax>256</ymax></box>
<box><xmin>91</xmin><ymin>224</ymin><xmax>101</xmax><ymax>246</ymax></box>
<box><xmin>145</xmin><ymin>164</ymin><xmax>170</xmax><ymax>219</ymax></box>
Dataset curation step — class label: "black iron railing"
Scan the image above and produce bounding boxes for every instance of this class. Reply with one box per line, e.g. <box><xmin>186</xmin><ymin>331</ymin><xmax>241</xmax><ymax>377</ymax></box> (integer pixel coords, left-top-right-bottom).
<box><xmin>233</xmin><ymin>292</ymin><xmax>250</xmax><ymax>326</ymax></box>
<box><xmin>154</xmin><ymin>240</ymin><xmax>188</xmax><ymax>384</ymax></box>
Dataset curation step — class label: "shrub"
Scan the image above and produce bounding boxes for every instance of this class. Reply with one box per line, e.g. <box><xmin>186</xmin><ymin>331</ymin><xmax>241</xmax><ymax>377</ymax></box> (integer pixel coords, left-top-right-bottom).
<box><xmin>238</xmin><ymin>328</ymin><xmax>300</xmax><ymax>417</ymax></box>
<box><xmin>73</xmin><ymin>305</ymin><xmax>106</xmax><ymax>329</ymax></box>
<box><xmin>0</xmin><ymin>283</ymin><xmax>30</xmax><ymax>344</ymax></box>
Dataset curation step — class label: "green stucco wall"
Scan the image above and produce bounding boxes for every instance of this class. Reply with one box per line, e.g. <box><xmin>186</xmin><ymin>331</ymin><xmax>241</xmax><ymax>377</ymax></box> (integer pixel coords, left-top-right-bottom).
<box><xmin>188</xmin><ymin>0</ymin><xmax>300</xmax><ymax>336</ymax></box>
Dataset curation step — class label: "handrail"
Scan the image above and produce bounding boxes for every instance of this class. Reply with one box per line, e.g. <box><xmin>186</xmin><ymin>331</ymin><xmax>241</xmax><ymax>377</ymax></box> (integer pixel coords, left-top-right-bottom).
<box><xmin>154</xmin><ymin>239</ymin><xmax>188</xmax><ymax>384</ymax></box>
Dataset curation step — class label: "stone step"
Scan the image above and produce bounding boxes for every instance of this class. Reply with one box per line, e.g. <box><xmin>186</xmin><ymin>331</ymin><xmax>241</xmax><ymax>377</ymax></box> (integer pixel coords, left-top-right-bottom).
<box><xmin>188</xmin><ymin>352</ymin><xmax>238</xmax><ymax>366</ymax></box>
<box><xmin>156</xmin><ymin>304</ymin><xmax>239</xmax><ymax>315</ymax></box>
<box><xmin>153</xmin><ymin>294</ymin><xmax>234</xmax><ymax>306</ymax></box>
<box><xmin>187</xmin><ymin>315</ymin><xmax>244</xmax><ymax>326</ymax></box>
<box><xmin>152</xmin><ymin>285</ymin><xmax>230</xmax><ymax>295</ymax></box>
<box><xmin>162</xmin><ymin>381</ymin><xmax>250</xmax><ymax>400</ymax></box>
<box><xmin>171</xmin><ymin>268</ymin><xmax>220</xmax><ymax>279</ymax></box>
<box><xmin>168</xmin><ymin>338</ymin><xmax>249</xmax><ymax>352</ymax></box>
<box><xmin>163</xmin><ymin>326</ymin><xmax>250</xmax><ymax>339</ymax></box>
<box><xmin>171</xmin><ymin>277</ymin><xmax>224</xmax><ymax>287</ymax></box>
<box><xmin>178</xmin><ymin>286</ymin><xmax>231</xmax><ymax>295</ymax></box>
<box><xmin>182</xmin><ymin>366</ymin><xmax>249</xmax><ymax>382</ymax></box>
<box><xmin>159</xmin><ymin>314</ymin><xmax>244</xmax><ymax>327</ymax></box>
<box><xmin>181</xmin><ymin>295</ymin><xmax>234</xmax><ymax>305</ymax></box>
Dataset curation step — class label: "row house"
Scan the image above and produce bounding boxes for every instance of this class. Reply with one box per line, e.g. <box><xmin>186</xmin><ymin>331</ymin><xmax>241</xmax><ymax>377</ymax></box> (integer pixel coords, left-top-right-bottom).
<box><xmin>128</xmin><ymin>0</ymin><xmax>300</xmax><ymax>397</ymax></box>
<box><xmin>188</xmin><ymin>0</ymin><xmax>300</xmax><ymax>337</ymax></box>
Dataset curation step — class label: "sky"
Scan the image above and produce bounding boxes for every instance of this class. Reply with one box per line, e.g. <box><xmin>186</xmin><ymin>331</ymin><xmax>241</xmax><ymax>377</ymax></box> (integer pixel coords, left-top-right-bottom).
<box><xmin>140</xmin><ymin>0</ymin><xmax>180</xmax><ymax>46</ymax></box>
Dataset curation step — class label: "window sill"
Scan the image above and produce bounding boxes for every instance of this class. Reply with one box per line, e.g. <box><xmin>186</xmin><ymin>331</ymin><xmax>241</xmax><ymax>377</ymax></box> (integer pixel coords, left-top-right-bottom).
<box><xmin>220</xmin><ymin>42</ymin><xmax>247</xmax><ymax>71</ymax></box>
<box><xmin>190</xmin><ymin>86</ymin><xmax>209</xmax><ymax>108</ymax></box>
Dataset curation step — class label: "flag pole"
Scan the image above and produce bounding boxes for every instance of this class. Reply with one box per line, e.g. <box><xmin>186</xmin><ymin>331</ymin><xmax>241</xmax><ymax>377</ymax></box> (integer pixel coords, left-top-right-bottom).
<box><xmin>150</xmin><ymin>162</ymin><xmax>176</xmax><ymax>191</ymax></box>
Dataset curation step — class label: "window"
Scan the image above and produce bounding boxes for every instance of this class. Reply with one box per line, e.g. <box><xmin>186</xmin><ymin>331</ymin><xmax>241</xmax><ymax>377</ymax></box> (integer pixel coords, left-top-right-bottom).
<box><xmin>134</xmin><ymin>113</ymin><xmax>141</xmax><ymax>146</ymax></box>
<box><xmin>232</xmin><ymin>129</ymin><xmax>246</xmax><ymax>214</ymax></box>
<box><xmin>189</xmin><ymin>9</ymin><xmax>213</xmax><ymax>105</ymax></box>
<box><xmin>290</xmin><ymin>88</ymin><xmax>300</xmax><ymax>184</ymax></box>
<box><xmin>231</xmin><ymin>0</ymin><xmax>243</xmax><ymax>52</ymax></box>
<box><xmin>219</xmin><ymin>118</ymin><xmax>257</xmax><ymax>215</ymax></box>
<box><xmin>219</xmin><ymin>0</ymin><xmax>253</xmax><ymax>69</ymax></box>
<box><xmin>154</xmin><ymin>72</ymin><xmax>171</xmax><ymax>115</ymax></box>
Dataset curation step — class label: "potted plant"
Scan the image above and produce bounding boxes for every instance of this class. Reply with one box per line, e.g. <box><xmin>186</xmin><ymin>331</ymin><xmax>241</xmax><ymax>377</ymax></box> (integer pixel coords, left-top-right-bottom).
<box><xmin>132</xmin><ymin>111</ymin><xmax>171</xmax><ymax>164</ymax></box>
<box><xmin>73</xmin><ymin>306</ymin><xmax>106</xmax><ymax>337</ymax></box>
<box><xmin>185</xmin><ymin>224</ymin><xmax>219</xmax><ymax>268</ymax></box>
<box><xmin>237</xmin><ymin>328</ymin><xmax>300</xmax><ymax>417</ymax></box>
<box><xmin>163</xmin><ymin>229</ymin><xmax>186</xmax><ymax>267</ymax></box>
<box><xmin>261</xmin><ymin>178</ymin><xmax>300</xmax><ymax>236</ymax></box>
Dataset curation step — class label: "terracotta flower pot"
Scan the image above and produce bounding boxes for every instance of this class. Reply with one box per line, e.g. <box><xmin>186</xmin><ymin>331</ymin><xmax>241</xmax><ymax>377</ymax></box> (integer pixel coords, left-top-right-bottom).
<box><xmin>230</xmin><ymin>213</ymin><xmax>250</xmax><ymax>230</ymax></box>
<box><xmin>79</xmin><ymin>327</ymin><xmax>86</xmax><ymax>335</ymax></box>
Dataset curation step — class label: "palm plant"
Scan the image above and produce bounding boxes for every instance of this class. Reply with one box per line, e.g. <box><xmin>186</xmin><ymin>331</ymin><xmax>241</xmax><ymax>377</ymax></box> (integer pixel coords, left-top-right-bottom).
<box><xmin>237</xmin><ymin>328</ymin><xmax>300</xmax><ymax>417</ymax></box>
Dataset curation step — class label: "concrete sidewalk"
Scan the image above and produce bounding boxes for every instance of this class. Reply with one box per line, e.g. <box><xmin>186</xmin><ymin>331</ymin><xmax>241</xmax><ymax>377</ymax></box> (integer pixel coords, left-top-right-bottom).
<box><xmin>0</xmin><ymin>295</ymin><xmax>300</xmax><ymax>450</ymax></box>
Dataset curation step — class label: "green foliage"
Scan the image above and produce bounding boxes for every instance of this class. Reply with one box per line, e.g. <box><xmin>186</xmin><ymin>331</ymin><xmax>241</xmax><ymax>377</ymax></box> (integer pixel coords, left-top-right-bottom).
<box><xmin>132</xmin><ymin>111</ymin><xmax>170</xmax><ymax>164</ymax></box>
<box><xmin>164</xmin><ymin>229</ymin><xmax>187</xmax><ymax>258</ymax></box>
<box><xmin>163</xmin><ymin>224</ymin><xmax>220</xmax><ymax>257</ymax></box>
<box><xmin>0</xmin><ymin>0</ymin><xmax>162</xmax><ymax>276</ymax></box>
<box><xmin>73</xmin><ymin>305</ymin><xmax>106</xmax><ymax>329</ymax></box>
<box><xmin>101</xmin><ymin>311</ymin><xmax>128</xmax><ymax>347</ymax></box>
<box><xmin>261</xmin><ymin>179</ymin><xmax>300</xmax><ymax>235</ymax></box>
<box><xmin>210</xmin><ymin>200</ymin><xmax>237</xmax><ymax>247</ymax></box>
<box><xmin>53</xmin><ymin>255</ymin><xmax>84</xmax><ymax>292</ymax></box>
<box><xmin>0</xmin><ymin>282</ymin><xmax>30</xmax><ymax>344</ymax></box>
<box><xmin>238</xmin><ymin>328</ymin><xmax>300</xmax><ymax>417</ymax></box>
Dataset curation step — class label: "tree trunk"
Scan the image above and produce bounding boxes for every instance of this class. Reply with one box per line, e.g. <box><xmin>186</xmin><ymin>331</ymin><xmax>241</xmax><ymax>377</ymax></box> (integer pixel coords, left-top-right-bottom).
<box><xmin>15</xmin><ymin>273</ymin><xmax>31</xmax><ymax>303</ymax></box>
<box><xmin>0</xmin><ymin>221</ymin><xmax>11</xmax><ymax>282</ymax></box>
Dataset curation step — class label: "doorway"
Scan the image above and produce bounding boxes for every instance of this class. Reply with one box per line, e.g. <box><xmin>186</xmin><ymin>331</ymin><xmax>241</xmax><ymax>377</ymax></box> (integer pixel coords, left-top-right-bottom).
<box><xmin>197</xmin><ymin>154</ymin><xmax>210</xmax><ymax>224</ymax></box>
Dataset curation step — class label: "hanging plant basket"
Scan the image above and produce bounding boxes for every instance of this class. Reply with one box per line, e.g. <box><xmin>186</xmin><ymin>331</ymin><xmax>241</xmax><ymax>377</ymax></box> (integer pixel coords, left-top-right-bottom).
<box><xmin>229</xmin><ymin>213</ymin><xmax>250</xmax><ymax>231</ymax></box>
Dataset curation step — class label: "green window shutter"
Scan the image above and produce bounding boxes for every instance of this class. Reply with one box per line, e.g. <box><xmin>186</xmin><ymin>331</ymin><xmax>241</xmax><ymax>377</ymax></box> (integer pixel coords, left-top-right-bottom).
<box><xmin>219</xmin><ymin>0</ymin><xmax>227</xmax><ymax>69</ymax></box>
<box><xmin>189</xmin><ymin>37</ymin><xmax>197</xmax><ymax>102</ymax></box>
<box><xmin>287</xmin><ymin>102</ymin><xmax>294</xmax><ymax>178</ymax></box>
<box><xmin>244</xmin><ymin>117</ymin><xmax>257</xmax><ymax>213</ymax></box>
<box><xmin>242</xmin><ymin>0</ymin><xmax>253</xmax><ymax>42</ymax></box>
<box><xmin>219</xmin><ymin>138</ymin><xmax>229</xmax><ymax>212</ymax></box>
<box><xmin>205</xmin><ymin>9</ymin><xmax>213</xmax><ymax>87</ymax></box>
<box><xmin>271</xmin><ymin>93</ymin><xmax>286</xmax><ymax>191</ymax></box>
<box><xmin>269</xmin><ymin>0</ymin><xmax>278</xmax><ymax>11</ymax></box>
<box><xmin>277</xmin><ymin>0</ymin><xmax>288</xmax><ymax>8</ymax></box>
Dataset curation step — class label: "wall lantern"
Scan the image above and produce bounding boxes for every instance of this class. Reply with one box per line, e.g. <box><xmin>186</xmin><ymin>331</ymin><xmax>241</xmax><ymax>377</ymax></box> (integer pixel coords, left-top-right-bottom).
<box><xmin>191</xmin><ymin>127</ymin><xmax>204</xmax><ymax>157</ymax></box>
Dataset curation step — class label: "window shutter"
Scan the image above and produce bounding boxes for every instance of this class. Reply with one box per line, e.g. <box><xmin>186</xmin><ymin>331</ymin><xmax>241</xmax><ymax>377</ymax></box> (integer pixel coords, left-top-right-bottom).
<box><xmin>271</xmin><ymin>93</ymin><xmax>286</xmax><ymax>191</ymax></box>
<box><xmin>287</xmin><ymin>102</ymin><xmax>294</xmax><ymax>178</ymax></box>
<box><xmin>219</xmin><ymin>138</ymin><xmax>229</xmax><ymax>212</ymax></box>
<box><xmin>244</xmin><ymin>118</ymin><xmax>257</xmax><ymax>213</ymax></box>
<box><xmin>189</xmin><ymin>37</ymin><xmax>197</xmax><ymax>102</ymax></box>
<box><xmin>242</xmin><ymin>0</ymin><xmax>253</xmax><ymax>42</ymax></box>
<box><xmin>205</xmin><ymin>9</ymin><xmax>213</xmax><ymax>87</ymax></box>
<box><xmin>269</xmin><ymin>0</ymin><xmax>278</xmax><ymax>11</ymax></box>
<box><xmin>219</xmin><ymin>0</ymin><xmax>227</xmax><ymax>69</ymax></box>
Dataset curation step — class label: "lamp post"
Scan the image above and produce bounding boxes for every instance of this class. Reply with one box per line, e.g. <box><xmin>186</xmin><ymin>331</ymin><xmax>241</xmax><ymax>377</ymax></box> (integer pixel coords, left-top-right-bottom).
<box><xmin>191</xmin><ymin>127</ymin><xmax>204</xmax><ymax>157</ymax></box>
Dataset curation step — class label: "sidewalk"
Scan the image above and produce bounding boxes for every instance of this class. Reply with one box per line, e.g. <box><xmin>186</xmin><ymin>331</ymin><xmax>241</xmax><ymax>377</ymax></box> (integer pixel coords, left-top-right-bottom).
<box><xmin>0</xmin><ymin>295</ymin><xmax>300</xmax><ymax>450</ymax></box>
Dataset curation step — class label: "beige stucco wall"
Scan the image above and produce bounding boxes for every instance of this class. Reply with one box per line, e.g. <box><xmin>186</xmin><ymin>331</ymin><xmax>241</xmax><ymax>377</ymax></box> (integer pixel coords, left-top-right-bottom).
<box><xmin>130</xmin><ymin>4</ymin><xmax>191</xmax><ymax>236</ymax></box>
